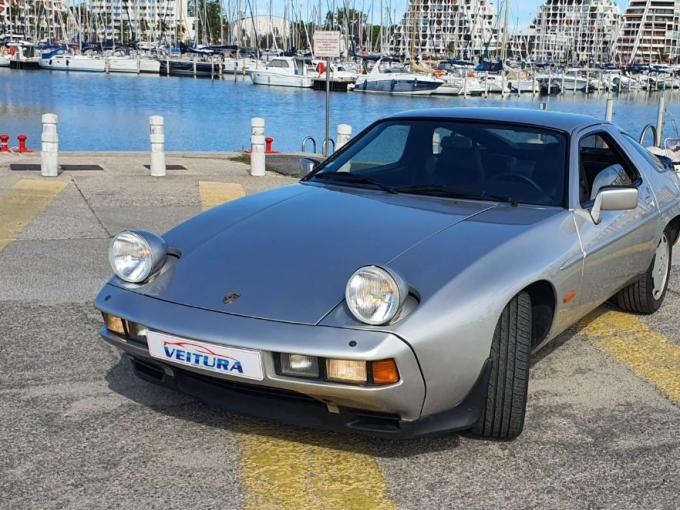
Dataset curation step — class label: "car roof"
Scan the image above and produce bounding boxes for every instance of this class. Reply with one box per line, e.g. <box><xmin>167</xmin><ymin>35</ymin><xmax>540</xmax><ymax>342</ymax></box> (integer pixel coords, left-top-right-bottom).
<box><xmin>385</xmin><ymin>107</ymin><xmax>602</xmax><ymax>134</ymax></box>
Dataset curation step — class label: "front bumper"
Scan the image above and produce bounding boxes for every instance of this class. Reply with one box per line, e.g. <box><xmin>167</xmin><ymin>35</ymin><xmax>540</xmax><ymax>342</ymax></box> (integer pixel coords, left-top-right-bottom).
<box><xmin>96</xmin><ymin>284</ymin><xmax>489</xmax><ymax>437</ymax></box>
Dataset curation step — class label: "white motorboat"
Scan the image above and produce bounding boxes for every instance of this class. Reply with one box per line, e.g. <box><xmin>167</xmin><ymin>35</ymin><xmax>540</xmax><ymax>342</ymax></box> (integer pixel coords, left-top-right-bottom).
<box><xmin>6</xmin><ymin>41</ymin><xmax>40</xmax><ymax>68</ymax></box>
<box><xmin>478</xmin><ymin>73</ymin><xmax>511</xmax><ymax>94</ymax></box>
<box><xmin>311</xmin><ymin>61</ymin><xmax>358</xmax><ymax>84</ymax></box>
<box><xmin>0</xmin><ymin>55</ymin><xmax>9</xmax><ymax>67</ymax></box>
<box><xmin>249</xmin><ymin>57</ymin><xmax>313</xmax><ymax>88</ymax></box>
<box><xmin>539</xmin><ymin>69</ymin><xmax>589</xmax><ymax>91</ymax></box>
<box><xmin>39</xmin><ymin>52</ymin><xmax>105</xmax><ymax>72</ymax></box>
<box><xmin>432</xmin><ymin>74</ymin><xmax>484</xmax><ymax>96</ymax></box>
<box><xmin>354</xmin><ymin>58</ymin><xmax>443</xmax><ymax>95</ymax></box>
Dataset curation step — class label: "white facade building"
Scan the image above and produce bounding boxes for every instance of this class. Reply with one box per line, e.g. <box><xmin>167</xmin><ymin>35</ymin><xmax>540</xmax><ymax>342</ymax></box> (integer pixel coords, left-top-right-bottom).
<box><xmin>229</xmin><ymin>15</ymin><xmax>291</xmax><ymax>48</ymax></box>
<box><xmin>616</xmin><ymin>0</ymin><xmax>680</xmax><ymax>64</ymax></box>
<box><xmin>390</xmin><ymin>0</ymin><xmax>499</xmax><ymax>59</ymax></box>
<box><xmin>88</xmin><ymin>0</ymin><xmax>193</xmax><ymax>42</ymax></box>
<box><xmin>514</xmin><ymin>0</ymin><xmax>622</xmax><ymax>64</ymax></box>
<box><xmin>1</xmin><ymin>0</ymin><xmax>69</xmax><ymax>39</ymax></box>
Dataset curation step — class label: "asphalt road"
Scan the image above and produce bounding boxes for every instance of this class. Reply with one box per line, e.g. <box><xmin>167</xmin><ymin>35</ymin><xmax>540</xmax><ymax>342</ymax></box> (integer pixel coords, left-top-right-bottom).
<box><xmin>1</xmin><ymin>153</ymin><xmax>679</xmax><ymax>509</ymax></box>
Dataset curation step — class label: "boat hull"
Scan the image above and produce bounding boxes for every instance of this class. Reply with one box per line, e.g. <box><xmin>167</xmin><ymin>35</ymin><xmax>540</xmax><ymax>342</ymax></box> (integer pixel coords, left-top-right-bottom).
<box><xmin>162</xmin><ymin>60</ymin><xmax>221</xmax><ymax>78</ymax></box>
<box><xmin>107</xmin><ymin>57</ymin><xmax>140</xmax><ymax>74</ymax></box>
<box><xmin>249</xmin><ymin>71</ymin><xmax>313</xmax><ymax>88</ymax></box>
<box><xmin>139</xmin><ymin>59</ymin><xmax>160</xmax><ymax>74</ymax></box>
<box><xmin>354</xmin><ymin>77</ymin><xmax>441</xmax><ymax>95</ymax></box>
<box><xmin>39</xmin><ymin>56</ymin><xmax>105</xmax><ymax>72</ymax></box>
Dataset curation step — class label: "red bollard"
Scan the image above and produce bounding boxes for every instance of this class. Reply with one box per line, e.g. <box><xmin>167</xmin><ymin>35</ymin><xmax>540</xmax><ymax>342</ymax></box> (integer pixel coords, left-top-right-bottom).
<box><xmin>17</xmin><ymin>134</ymin><xmax>31</xmax><ymax>153</ymax></box>
<box><xmin>264</xmin><ymin>137</ymin><xmax>279</xmax><ymax>154</ymax></box>
<box><xmin>0</xmin><ymin>134</ymin><xmax>9</xmax><ymax>153</ymax></box>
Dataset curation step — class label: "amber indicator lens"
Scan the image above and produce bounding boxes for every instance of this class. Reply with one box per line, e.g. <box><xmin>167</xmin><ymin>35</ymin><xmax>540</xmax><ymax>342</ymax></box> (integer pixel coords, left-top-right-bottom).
<box><xmin>103</xmin><ymin>313</ymin><xmax>126</xmax><ymax>336</ymax></box>
<box><xmin>371</xmin><ymin>359</ymin><xmax>400</xmax><ymax>384</ymax></box>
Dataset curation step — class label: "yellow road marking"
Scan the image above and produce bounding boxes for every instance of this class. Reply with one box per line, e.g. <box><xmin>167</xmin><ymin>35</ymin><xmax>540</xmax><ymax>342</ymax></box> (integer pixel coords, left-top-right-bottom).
<box><xmin>237</xmin><ymin>423</ymin><xmax>397</xmax><ymax>510</ymax></box>
<box><xmin>198</xmin><ymin>181</ymin><xmax>245</xmax><ymax>210</ymax></box>
<box><xmin>0</xmin><ymin>179</ymin><xmax>68</xmax><ymax>252</ymax></box>
<box><xmin>196</xmin><ymin>186</ymin><xmax>397</xmax><ymax>509</ymax></box>
<box><xmin>581</xmin><ymin>310</ymin><xmax>680</xmax><ymax>405</ymax></box>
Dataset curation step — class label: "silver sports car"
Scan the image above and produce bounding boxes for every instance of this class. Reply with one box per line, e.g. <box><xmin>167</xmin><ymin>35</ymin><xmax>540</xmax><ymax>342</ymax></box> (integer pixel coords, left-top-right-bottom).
<box><xmin>96</xmin><ymin>108</ymin><xmax>680</xmax><ymax>439</ymax></box>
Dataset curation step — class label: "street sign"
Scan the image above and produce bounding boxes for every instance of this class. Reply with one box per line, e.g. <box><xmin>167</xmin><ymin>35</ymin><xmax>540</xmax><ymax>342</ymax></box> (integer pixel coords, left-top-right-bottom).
<box><xmin>313</xmin><ymin>31</ymin><xmax>341</xmax><ymax>58</ymax></box>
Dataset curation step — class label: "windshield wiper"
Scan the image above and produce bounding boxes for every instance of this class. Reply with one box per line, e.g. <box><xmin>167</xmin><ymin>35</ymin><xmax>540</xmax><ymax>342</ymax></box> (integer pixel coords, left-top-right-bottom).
<box><xmin>394</xmin><ymin>184</ymin><xmax>517</xmax><ymax>206</ymax></box>
<box><xmin>312</xmin><ymin>172</ymin><xmax>397</xmax><ymax>194</ymax></box>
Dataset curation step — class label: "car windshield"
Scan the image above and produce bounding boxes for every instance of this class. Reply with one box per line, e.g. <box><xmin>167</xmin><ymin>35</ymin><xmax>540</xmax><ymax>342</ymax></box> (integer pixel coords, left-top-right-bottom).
<box><xmin>310</xmin><ymin>119</ymin><xmax>568</xmax><ymax>206</ymax></box>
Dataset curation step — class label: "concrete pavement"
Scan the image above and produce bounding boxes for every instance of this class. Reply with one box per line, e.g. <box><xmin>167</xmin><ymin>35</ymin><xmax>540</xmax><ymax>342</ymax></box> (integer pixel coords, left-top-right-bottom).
<box><xmin>1</xmin><ymin>152</ymin><xmax>679</xmax><ymax>509</ymax></box>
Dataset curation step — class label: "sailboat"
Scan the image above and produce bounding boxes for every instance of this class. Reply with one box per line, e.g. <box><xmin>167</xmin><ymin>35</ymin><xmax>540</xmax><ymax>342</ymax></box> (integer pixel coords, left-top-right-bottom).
<box><xmin>39</xmin><ymin>50</ymin><xmax>106</xmax><ymax>72</ymax></box>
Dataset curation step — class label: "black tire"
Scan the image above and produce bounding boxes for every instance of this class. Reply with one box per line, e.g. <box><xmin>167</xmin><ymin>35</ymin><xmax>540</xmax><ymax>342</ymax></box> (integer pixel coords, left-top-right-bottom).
<box><xmin>616</xmin><ymin>230</ymin><xmax>672</xmax><ymax>315</ymax></box>
<box><xmin>472</xmin><ymin>292</ymin><xmax>532</xmax><ymax>440</ymax></box>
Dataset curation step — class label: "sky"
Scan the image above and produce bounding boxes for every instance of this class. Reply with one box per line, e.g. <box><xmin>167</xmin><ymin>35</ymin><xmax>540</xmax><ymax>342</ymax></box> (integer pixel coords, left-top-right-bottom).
<box><xmin>254</xmin><ymin>0</ymin><xmax>630</xmax><ymax>32</ymax></box>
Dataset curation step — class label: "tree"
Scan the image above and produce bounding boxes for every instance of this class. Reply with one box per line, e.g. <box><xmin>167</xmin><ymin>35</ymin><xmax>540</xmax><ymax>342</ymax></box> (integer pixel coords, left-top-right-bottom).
<box><xmin>325</xmin><ymin>7</ymin><xmax>366</xmax><ymax>31</ymax></box>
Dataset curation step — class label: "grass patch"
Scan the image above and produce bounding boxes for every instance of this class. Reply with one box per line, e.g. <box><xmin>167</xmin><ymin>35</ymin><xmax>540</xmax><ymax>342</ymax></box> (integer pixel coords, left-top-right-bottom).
<box><xmin>229</xmin><ymin>153</ymin><xmax>251</xmax><ymax>165</ymax></box>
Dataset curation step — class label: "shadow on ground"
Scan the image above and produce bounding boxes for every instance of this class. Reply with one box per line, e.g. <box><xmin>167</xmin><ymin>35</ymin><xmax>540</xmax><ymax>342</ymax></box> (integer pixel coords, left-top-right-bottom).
<box><xmin>103</xmin><ymin>304</ymin><xmax>619</xmax><ymax>457</ymax></box>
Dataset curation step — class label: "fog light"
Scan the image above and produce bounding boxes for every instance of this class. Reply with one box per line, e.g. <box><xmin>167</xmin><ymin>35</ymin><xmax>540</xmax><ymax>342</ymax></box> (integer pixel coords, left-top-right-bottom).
<box><xmin>326</xmin><ymin>359</ymin><xmax>367</xmax><ymax>384</ymax></box>
<box><xmin>126</xmin><ymin>321</ymin><xmax>148</xmax><ymax>342</ymax></box>
<box><xmin>279</xmin><ymin>353</ymin><xmax>319</xmax><ymax>379</ymax></box>
<box><xmin>103</xmin><ymin>313</ymin><xmax>126</xmax><ymax>336</ymax></box>
<box><xmin>371</xmin><ymin>359</ymin><xmax>400</xmax><ymax>385</ymax></box>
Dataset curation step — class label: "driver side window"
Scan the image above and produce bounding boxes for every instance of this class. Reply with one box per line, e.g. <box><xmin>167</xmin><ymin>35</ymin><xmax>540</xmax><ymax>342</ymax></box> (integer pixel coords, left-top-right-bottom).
<box><xmin>579</xmin><ymin>133</ymin><xmax>636</xmax><ymax>206</ymax></box>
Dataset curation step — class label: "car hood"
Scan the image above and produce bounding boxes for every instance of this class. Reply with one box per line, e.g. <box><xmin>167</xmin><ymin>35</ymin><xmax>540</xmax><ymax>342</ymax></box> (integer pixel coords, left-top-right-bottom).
<box><xmin>123</xmin><ymin>183</ymin><xmax>494</xmax><ymax>325</ymax></box>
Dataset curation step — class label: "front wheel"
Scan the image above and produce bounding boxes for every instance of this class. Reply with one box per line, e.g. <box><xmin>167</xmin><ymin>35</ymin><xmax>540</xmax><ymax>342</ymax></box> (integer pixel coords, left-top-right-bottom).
<box><xmin>471</xmin><ymin>292</ymin><xmax>532</xmax><ymax>440</ymax></box>
<box><xmin>616</xmin><ymin>230</ymin><xmax>672</xmax><ymax>314</ymax></box>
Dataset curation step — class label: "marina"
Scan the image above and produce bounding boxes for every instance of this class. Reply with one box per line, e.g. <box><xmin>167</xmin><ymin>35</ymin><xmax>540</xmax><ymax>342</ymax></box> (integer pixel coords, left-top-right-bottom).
<box><xmin>1</xmin><ymin>67</ymin><xmax>679</xmax><ymax>153</ymax></box>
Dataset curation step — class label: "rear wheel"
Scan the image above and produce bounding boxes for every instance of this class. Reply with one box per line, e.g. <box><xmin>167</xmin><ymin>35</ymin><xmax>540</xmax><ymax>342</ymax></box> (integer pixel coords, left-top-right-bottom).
<box><xmin>472</xmin><ymin>292</ymin><xmax>532</xmax><ymax>440</ymax></box>
<box><xmin>616</xmin><ymin>230</ymin><xmax>672</xmax><ymax>314</ymax></box>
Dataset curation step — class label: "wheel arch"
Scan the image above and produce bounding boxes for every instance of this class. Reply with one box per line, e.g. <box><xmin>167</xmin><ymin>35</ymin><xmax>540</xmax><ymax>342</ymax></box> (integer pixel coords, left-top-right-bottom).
<box><xmin>519</xmin><ymin>280</ymin><xmax>557</xmax><ymax>348</ymax></box>
<box><xmin>665</xmin><ymin>215</ymin><xmax>680</xmax><ymax>245</ymax></box>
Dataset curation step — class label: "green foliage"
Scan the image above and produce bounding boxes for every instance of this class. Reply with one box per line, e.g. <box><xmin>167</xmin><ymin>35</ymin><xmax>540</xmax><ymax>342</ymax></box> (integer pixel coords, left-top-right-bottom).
<box><xmin>325</xmin><ymin>7</ymin><xmax>367</xmax><ymax>30</ymax></box>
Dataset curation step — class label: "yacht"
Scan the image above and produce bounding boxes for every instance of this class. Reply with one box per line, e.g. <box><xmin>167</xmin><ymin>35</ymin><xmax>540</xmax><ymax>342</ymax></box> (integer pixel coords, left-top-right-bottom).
<box><xmin>249</xmin><ymin>57</ymin><xmax>314</xmax><ymax>88</ymax></box>
<box><xmin>39</xmin><ymin>51</ymin><xmax>105</xmax><ymax>72</ymax></box>
<box><xmin>432</xmin><ymin>73</ymin><xmax>484</xmax><ymax>96</ymax></box>
<box><xmin>6</xmin><ymin>41</ymin><xmax>40</xmax><ymax>68</ymax></box>
<box><xmin>354</xmin><ymin>59</ymin><xmax>442</xmax><ymax>95</ymax></box>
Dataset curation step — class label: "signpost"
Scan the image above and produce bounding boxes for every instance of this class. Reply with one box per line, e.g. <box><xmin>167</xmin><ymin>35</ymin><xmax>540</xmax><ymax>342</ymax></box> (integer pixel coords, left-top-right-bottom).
<box><xmin>313</xmin><ymin>31</ymin><xmax>341</xmax><ymax>156</ymax></box>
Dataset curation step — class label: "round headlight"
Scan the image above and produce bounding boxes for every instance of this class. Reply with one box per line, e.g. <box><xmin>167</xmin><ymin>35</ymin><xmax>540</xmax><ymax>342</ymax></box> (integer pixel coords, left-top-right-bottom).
<box><xmin>109</xmin><ymin>230</ymin><xmax>167</xmax><ymax>283</ymax></box>
<box><xmin>345</xmin><ymin>266</ymin><xmax>407</xmax><ymax>325</ymax></box>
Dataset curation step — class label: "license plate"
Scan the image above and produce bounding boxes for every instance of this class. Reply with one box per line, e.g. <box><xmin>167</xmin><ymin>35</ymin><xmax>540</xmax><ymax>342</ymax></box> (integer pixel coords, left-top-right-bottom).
<box><xmin>147</xmin><ymin>331</ymin><xmax>264</xmax><ymax>381</ymax></box>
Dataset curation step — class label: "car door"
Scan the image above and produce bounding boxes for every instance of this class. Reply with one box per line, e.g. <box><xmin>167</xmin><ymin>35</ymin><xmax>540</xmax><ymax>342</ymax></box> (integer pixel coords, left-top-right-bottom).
<box><xmin>571</xmin><ymin>126</ymin><xmax>660</xmax><ymax>309</ymax></box>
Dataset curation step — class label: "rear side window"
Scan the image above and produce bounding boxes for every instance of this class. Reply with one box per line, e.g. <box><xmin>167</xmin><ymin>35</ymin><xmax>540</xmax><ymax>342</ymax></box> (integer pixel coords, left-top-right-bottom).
<box><xmin>621</xmin><ymin>133</ymin><xmax>667</xmax><ymax>172</ymax></box>
<box><xmin>578</xmin><ymin>133</ymin><xmax>637</xmax><ymax>205</ymax></box>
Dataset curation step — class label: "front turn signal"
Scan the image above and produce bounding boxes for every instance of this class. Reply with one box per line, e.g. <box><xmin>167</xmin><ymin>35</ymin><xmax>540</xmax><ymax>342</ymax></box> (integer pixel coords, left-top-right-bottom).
<box><xmin>371</xmin><ymin>359</ymin><xmax>400</xmax><ymax>385</ymax></box>
<box><xmin>103</xmin><ymin>313</ymin><xmax>126</xmax><ymax>336</ymax></box>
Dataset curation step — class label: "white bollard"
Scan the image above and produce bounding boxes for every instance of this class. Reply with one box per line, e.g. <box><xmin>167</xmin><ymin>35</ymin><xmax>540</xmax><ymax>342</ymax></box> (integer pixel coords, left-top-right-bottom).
<box><xmin>149</xmin><ymin>115</ymin><xmax>166</xmax><ymax>177</ymax></box>
<box><xmin>336</xmin><ymin>124</ymin><xmax>352</xmax><ymax>149</ymax></box>
<box><xmin>41</xmin><ymin>113</ymin><xmax>59</xmax><ymax>177</ymax></box>
<box><xmin>251</xmin><ymin>117</ymin><xmax>265</xmax><ymax>137</ymax></box>
<box><xmin>250</xmin><ymin>134</ymin><xmax>266</xmax><ymax>177</ymax></box>
<box><xmin>605</xmin><ymin>96</ymin><xmax>614</xmax><ymax>122</ymax></box>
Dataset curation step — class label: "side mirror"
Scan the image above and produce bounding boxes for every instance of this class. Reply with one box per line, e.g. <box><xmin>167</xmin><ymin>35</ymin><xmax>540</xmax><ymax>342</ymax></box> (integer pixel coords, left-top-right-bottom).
<box><xmin>591</xmin><ymin>186</ymin><xmax>638</xmax><ymax>225</ymax></box>
<box><xmin>298</xmin><ymin>157</ymin><xmax>318</xmax><ymax>176</ymax></box>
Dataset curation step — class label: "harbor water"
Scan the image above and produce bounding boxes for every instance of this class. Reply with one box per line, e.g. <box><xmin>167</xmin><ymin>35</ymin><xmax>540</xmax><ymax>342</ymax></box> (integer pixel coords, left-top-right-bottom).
<box><xmin>1</xmin><ymin>67</ymin><xmax>679</xmax><ymax>152</ymax></box>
